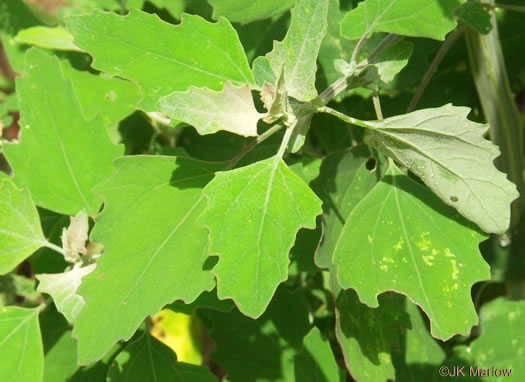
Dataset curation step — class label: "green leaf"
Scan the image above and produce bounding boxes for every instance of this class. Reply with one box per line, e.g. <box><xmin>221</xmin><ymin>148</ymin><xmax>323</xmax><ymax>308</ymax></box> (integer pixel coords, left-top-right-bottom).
<box><xmin>294</xmin><ymin>327</ymin><xmax>342</xmax><ymax>382</ymax></box>
<box><xmin>0</xmin><ymin>179</ymin><xmax>46</xmax><ymax>275</ymax></box>
<box><xmin>452</xmin><ymin>298</ymin><xmax>525</xmax><ymax>381</ymax></box>
<box><xmin>148</xmin><ymin>0</ymin><xmax>186</xmax><ymax>19</ymax></box>
<box><xmin>199</xmin><ymin>156</ymin><xmax>322</xmax><ymax>317</ymax></box>
<box><xmin>60</xmin><ymin>60</ymin><xmax>141</xmax><ymax>128</ymax></box>
<box><xmin>340</xmin><ymin>0</ymin><xmax>458</xmax><ymax>41</ymax></box>
<box><xmin>40</xmin><ymin>305</ymin><xmax>79</xmax><ymax>382</ymax></box>
<box><xmin>66</xmin><ymin>9</ymin><xmax>255</xmax><ymax>111</ymax></box>
<box><xmin>72</xmin><ymin>156</ymin><xmax>221</xmax><ymax>364</ymax></box>
<box><xmin>15</xmin><ymin>26</ymin><xmax>82</xmax><ymax>52</ymax></box>
<box><xmin>203</xmin><ymin>286</ymin><xmax>311</xmax><ymax>382</ymax></box>
<box><xmin>3</xmin><ymin>49</ymin><xmax>123</xmax><ymax>216</ymax></box>
<box><xmin>334</xmin><ymin>288</ymin><xmax>409</xmax><ymax>382</ymax></box>
<box><xmin>456</xmin><ymin>2</ymin><xmax>492</xmax><ymax>35</ymax></box>
<box><xmin>159</xmin><ymin>82</ymin><xmax>262</xmax><ymax>137</ymax></box>
<box><xmin>374</xmin><ymin>40</ymin><xmax>414</xmax><ymax>83</ymax></box>
<box><xmin>107</xmin><ymin>333</ymin><xmax>217</xmax><ymax>382</ymax></box>
<box><xmin>393</xmin><ymin>301</ymin><xmax>446</xmax><ymax>381</ymax></box>
<box><xmin>362</xmin><ymin>104</ymin><xmax>519</xmax><ymax>234</ymax></box>
<box><xmin>265</xmin><ymin>0</ymin><xmax>329</xmax><ymax>101</ymax></box>
<box><xmin>36</xmin><ymin>264</ymin><xmax>96</xmax><ymax>323</ymax></box>
<box><xmin>331</xmin><ymin>162</ymin><xmax>490</xmax><ymax>339</ymax></box>
<box><xmin>0</xmin><ymin>307</ymin><xmax>44</xmax><ymax>382</ymax></box>
<box><xmin>209</xmin><ymin>0</ymin><xmax>296</xmax><ymax>24</ymax></box>
<box><xmin>288</xmin><ymin>156</ymin><xmax>322</xmax><ymax>184</ymax></box>
<box><xmin>312</xmin><ymin>146</ymin><xmax>379</xmax><ymax>270</ymax></box>
<box><xmin>252</xmin><ymin>56</ymin><xmax>276</xmax><ymax>87</ymax></box>
<box><xmin>317</xmin><ymin>0</ymin><xmax>355</xmax><ymax>86</ymax></box>
<box><xmin>167</xmin><ymin>289</ymin><xmax>235</xmax><ymax>315</ymax></box>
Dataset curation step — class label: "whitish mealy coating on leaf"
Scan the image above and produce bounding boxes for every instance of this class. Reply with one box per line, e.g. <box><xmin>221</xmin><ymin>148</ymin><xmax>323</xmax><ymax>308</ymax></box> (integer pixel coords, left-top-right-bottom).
<box><xmin>159</xmin><ymin>82</ymin><xmax>262</xmax><ymax>137</ymax></box>
<box><xmin>340</xmin><ymin>0</ymin><xmax>458</xmax><ymax>41</ymax></box>
<box><xmin>0</xmin><ymin>179</ymin><xmax>45</xmax><ymax>275</ymax></box>
<box><xmin>266</xmin><ymin>0</ymin><xmax>329</xmax><ymax>101</ymax></box>
<box><xmin>3</xmin><ymin>48</ymin><xmax>123</xmax><ymax>216</ymax></box>
<box><xmin>36</xmin><ymin>264</ymin><xmax>96</xmax><ymax>323</ymax></box>
<box><xmin>363</xmin><ymin>104</ymin><xmax>519</xmax><ymax>234</ymax></box>
<box><xmin>61</xmin><ymin>210</ymin><xmax>89</xmax><ymax>264</ymax></box>
<box><xmin>0</xmin><ymin>307</ymin><xmax>43</xmax><ymax>382</ymax></box>
<box><xmin>72</xmin><ymin>156</ymin><xmax>220</xmax><ymax>364</ymax></box>
<box><xmin>209</xmin><ymin>0</ymin><xmax>296</xmax><ymax>24</ymax></box>
<box><xmin>66</xmin><ymin>9</ymin><xmax>255</xmax><ymax>111</ymax></box>
<box><xmin>331</xmin><ymin>163</ymin><xmax>490</xmax><ymax>340</ymax></box>
<box><xmin>199</xmin><ymin>156</ymin><xmax>322</xmax><ymax>318</ymax></box>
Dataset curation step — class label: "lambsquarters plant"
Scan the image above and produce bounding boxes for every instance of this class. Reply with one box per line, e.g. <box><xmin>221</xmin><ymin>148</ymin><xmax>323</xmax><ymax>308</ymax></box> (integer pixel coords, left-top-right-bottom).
<box><xmin>1</xmin><ymin>0</ymin><xmax>524</xmax><ymax>380</ymax></box>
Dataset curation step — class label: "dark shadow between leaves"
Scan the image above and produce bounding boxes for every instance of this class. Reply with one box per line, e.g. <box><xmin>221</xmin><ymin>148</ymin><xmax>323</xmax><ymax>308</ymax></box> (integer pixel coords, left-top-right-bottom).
<box><xmin>294</xmin><ymin>346</ymin><xmax>333</xmax><ymax>382</ymax></box>
<box><xmin>168</xmin><ymin>157</ymin><xmax>223</xmax><ymax>190</ymax></box>
<box><xmin>311</xmin><ymin>145</ymin><xmax>377</xmax><ymax>227</ymax></box>
<box><xmin>336</xmin><ymin>289</ymin><xmax>411</xmax><ymax>366</ymax></box>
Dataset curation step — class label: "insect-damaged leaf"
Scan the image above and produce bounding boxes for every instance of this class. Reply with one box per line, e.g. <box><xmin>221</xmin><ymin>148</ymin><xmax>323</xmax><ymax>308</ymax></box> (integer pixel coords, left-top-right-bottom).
<box><xmin>362</xmin><ymin>104</ymin><xmax>519</xmax><ymax>234</ymax></box>
<box><xmin>199</xmin><ymin>156</ymin><xmax>322</xmax><ymax>318</ymax></box>
<box><xmin>72</xmin><ymin>156</ymin><xmax>221</xmax><ymax>364</ymax></box>
<box><xmin>66</xmin><ymin>9</ymin><xmax>255</xmax><ymax>111</ymax></box>
<box><xmin>159</xmin><ymin>82</ymin><xmax>262</xmax><ymax>137</ymax></box>
<box><xmin>0</xmin><ymin>179</ymin><xmax>46</xmax><ymax>275</ymax></box>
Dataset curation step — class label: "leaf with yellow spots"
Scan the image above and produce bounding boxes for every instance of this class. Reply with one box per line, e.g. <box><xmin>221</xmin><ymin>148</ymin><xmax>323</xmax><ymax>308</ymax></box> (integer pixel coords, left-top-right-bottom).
<box><xmin>316</xmin><ymin>158</ymin><xmax>490</xmax><ymax>340</ymax></box>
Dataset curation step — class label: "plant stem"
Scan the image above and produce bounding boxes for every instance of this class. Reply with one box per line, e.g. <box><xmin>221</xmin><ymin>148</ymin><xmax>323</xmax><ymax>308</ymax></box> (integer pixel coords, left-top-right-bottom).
<box><xmin>227</xmin><ymin>124</ymin><xmax>283</xmax><ymax>170</ymax></box>
<box><xmin>317</xmin><ymin>106</ymin><xmax>369</xmax><ymax>128</ymax></box>
<box><xmin>482</xmin><ymin>2</ymin><xmax>525</xmax><ymax>14</ymax></box>
<box><xmin>319</xmin><ymin>34</ymin><xmax>402</xmax><ymax>104</ymax></box>
<box><xmin>350</xmin><ymin>31</ymin><xmax>369</xmax><ymax>65</ymax></box>
<box><xmin>466</xmin><ymin>0</ymin><xmax>524</xmax><ymax>299</ymax></box>
<box><xmin>372</xmin><ymin>93</ymin><xmax>383</xmax><ymax>120</ymax></box>
<box><xmin>465</xmin><ymin>4</ymin><xmax>523</xmax><ymax>227</ymax></box>
<box><xmin>43</xmin><ymin>241</ymin><xmax>65</xmax><ymax>256</ymax></box>
<box><xmin>407</xmin><ymin>24</ymin><xmax>466</xmax><ymax>112</ymax></box>
<box><xmin>277</xmin><ymin>124</ymin><xmax>295</xmax><ymax>158</ymax></box>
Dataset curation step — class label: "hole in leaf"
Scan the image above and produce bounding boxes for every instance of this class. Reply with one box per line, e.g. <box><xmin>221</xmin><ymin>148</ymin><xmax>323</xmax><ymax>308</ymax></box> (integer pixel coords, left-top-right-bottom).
<box><xmin>365</xmin><ymin>157</ymin><xmax>377</xmax><ymax>172</ymax></box>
